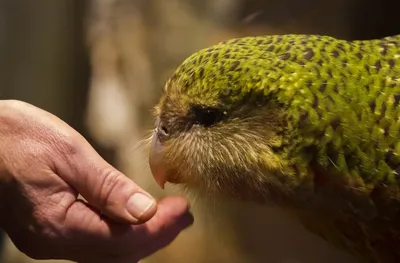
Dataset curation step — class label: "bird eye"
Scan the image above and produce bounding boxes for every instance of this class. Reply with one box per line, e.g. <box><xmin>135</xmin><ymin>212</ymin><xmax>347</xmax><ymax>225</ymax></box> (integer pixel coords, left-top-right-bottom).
<box><xmin>192</xmin><ymin>106</ymin><xmax>225</xmax><ymax>127</ymax></box>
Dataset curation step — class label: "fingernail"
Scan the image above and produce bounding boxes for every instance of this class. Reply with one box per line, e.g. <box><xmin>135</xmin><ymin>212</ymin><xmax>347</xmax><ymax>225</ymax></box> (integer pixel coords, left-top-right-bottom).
<box><xmin>126</xmin><ymin>193</ymin><xmax>156</xmax><ymax>220</ymax></box>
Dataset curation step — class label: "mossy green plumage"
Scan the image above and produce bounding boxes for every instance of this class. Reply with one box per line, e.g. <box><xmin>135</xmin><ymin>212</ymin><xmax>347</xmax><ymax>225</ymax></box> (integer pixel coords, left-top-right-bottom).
<box><xmin>153</xmin><ymin>34</ymin><xmax>400</xmax><ymax>263</ymax></box>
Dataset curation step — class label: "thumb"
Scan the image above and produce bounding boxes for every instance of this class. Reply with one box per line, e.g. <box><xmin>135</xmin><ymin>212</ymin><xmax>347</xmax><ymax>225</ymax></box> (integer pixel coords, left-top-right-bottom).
<box><xmin>55</xmin><ymin>135</ymin><xmax>158</xmax><ymax>224</ymax></box>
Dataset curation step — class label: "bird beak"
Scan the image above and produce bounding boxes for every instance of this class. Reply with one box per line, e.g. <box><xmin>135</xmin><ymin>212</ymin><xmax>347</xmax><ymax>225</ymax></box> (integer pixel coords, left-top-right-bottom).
<box><xmin>149</xmin><ymin>131</ymin><xmax>167</xmax><ymax>189</ymax></box>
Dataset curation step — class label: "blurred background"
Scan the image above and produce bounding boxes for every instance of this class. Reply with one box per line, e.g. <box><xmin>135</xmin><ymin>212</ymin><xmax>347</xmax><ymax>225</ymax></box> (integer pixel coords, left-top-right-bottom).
<box><xmin>0</xmin><ymin>0</ymin><xmax>399</xmax><ymax>262</ymax></box>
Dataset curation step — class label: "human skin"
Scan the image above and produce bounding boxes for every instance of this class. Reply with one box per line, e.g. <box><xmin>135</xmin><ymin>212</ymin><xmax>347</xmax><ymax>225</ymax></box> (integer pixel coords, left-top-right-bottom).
<box><xmin>0</xmin><ymin>99</ymin><xmax>193</xmax><ymax>263</ymax></box>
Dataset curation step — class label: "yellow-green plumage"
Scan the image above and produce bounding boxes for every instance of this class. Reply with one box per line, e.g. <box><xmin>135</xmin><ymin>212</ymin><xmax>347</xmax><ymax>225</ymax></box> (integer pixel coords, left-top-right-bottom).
<box><xmin>151</xmin><ymin>34</ymin><xmax>400</xmax><ymax>263</ymax></box>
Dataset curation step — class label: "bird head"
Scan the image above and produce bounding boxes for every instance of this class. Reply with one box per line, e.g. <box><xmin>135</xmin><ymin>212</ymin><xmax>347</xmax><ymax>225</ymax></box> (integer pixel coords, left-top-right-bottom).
<box><xmin>149</xmin><ymin>36</ymin><xmax>304</xmax><ymax>202</ymax></box>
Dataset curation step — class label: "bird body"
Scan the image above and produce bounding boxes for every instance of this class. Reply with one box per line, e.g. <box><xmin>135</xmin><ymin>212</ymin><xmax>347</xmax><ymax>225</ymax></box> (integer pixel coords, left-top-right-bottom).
<box><xmin>149</xmin><ymin>34</ymin><xmax>400</xmax><ymax>263</ymax></box>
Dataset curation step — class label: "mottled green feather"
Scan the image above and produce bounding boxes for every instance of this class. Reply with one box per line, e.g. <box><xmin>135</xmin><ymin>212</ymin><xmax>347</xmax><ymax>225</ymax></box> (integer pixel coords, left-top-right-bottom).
<box><xmin>155</xmin><ymin>34</ymin><xmax>400</xmax><ymax>263</ymax></box>
<box><xmin>168</xmin><ymin>34</ymin><xmax>400</xmax><ymax>192</ymax></box>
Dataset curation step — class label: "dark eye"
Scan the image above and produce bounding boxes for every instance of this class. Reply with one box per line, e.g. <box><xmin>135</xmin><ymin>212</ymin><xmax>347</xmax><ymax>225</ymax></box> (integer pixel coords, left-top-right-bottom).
<box><xmin>192</xmin><ymin>106</ymin><xmax>225</xmax><ymax>127</ymax></box>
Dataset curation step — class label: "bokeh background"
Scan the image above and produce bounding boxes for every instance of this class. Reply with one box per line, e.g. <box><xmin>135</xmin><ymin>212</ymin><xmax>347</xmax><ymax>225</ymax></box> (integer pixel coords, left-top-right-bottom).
<box><xmin>0</xmin><ymin>0</ymin><xmax>399</xmax><ymax>262</ymax></box>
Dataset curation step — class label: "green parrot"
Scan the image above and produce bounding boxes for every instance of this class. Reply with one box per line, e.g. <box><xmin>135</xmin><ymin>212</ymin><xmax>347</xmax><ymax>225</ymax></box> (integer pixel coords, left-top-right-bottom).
<box><xmin>148</xmin><ymin>34</ymin><xmax>400</xmax><ymax>263</ymax></box>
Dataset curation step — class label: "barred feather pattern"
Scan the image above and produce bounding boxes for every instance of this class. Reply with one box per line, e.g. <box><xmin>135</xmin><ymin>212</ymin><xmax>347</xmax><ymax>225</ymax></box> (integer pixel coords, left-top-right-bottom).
<box><xmin>153</xmin><ymin>34</ymin><xmax>400</xmax><ymax>262</ymax></box>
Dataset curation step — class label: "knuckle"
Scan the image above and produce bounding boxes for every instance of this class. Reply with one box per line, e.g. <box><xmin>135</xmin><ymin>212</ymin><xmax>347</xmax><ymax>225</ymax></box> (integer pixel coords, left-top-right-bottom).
<box><xmin>37</xmin><ymin>132</ymin><xmax>78</xmax><ymax>166</ymax></box>
<box><xmin>53</xmin><ymin>133</ymin><xmax>79</xmax><ymax>156</ymax></box>
<box><xmin>98</xmin><ymin>168</ymin><xmax>125</xmax><ymax>208</ymax></box>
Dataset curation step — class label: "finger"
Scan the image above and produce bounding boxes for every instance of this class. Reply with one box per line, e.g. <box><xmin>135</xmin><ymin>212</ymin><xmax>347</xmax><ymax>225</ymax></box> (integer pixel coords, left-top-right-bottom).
<box><xmin>54</xmin><ymin>135</ymin><xmax>159</xmax><ymax>224</ymax></box>
<box><xmin>130</xmin><ymin>196</ymin><xmax>194</xmax><ymax>260</ymax></box>
<box><xmin>62</xmin><ymin>196</ymin><xmax>193</xmax><ymax>262</ymax></box>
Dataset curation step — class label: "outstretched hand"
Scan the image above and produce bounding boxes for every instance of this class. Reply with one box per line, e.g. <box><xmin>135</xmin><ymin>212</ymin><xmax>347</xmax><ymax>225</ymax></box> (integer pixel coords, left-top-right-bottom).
<box><xmin>0</xmin><ymin>100</ymin><xmax>193</xmax><ymax>263</ymax></box>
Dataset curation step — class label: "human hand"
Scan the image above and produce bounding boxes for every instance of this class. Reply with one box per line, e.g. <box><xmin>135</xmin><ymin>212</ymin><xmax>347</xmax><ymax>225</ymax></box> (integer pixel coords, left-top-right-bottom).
<box><xmin>0</xmin><ymin>100</ymin><xmax>193</xmax><ymax>263</ymax></box>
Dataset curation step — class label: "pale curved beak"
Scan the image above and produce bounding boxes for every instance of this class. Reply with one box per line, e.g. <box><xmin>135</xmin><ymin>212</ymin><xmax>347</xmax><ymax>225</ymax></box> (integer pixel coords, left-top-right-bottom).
<box><xmin>149</xmin><ymin>131</ymin><xmax>167</xmax><ymax>189</ymax></box>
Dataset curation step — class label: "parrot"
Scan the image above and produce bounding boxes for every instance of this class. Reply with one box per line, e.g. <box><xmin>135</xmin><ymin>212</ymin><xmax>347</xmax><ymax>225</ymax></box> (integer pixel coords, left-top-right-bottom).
<box><xmin>148</xmin><ymin>34</ymin><xmax>400</xmax><ymax>263</ymax></box>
